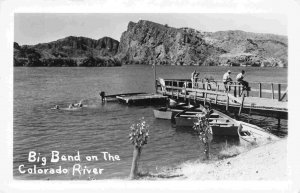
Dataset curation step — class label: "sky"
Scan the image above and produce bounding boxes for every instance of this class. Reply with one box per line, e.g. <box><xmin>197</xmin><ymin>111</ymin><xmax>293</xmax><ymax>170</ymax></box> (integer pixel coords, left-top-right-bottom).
<box><xmin>14</xmin><ymin>13</ymin><xmax>287</xmax><ymax>45</ymax></box>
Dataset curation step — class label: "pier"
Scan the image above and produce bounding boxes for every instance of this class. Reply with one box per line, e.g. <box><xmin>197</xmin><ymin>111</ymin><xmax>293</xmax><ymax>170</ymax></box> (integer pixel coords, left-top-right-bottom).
<box><xmin>111</xmin><ymin>93</ymin><xmax>167</xmax><ymax>105</ymax></box>
<box><xmin>156</xmin><ymin>78</ymin><xmax>288</xmax><ymax>120</ymax></box>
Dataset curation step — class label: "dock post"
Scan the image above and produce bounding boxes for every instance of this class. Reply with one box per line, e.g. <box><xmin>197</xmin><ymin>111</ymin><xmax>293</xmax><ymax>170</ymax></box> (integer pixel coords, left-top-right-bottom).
<box><xmin>153</xmin><ymin>61</ymin><xmax>157</xmax><ymax>93</ymax></box>
<box><xmin>259</xmin><ymin>83</ymin><xmax>262</xmax><ymax>98</ymax></box>
<box><xmin>234</xmin><ymin>83</ymin><xmax>237</xmax><ymax>97</ymax></box>
<box><xmin>177</xmin><ymin>89</ymin><xmax>179</xmax><ymax>100</ymax></box>
<box><xmin>278</xmin><ymin>84</ymin><xmax>281</xmax><ymax>101</ymax></box>
<box><xmin>238</xmin><ymin>83</ymin><xmax>241</xmax><ymax>97</ymax></box>
<box><xmin>184</xmin><ymin>81</ymin><xmax>187</xmax><ymax>102</ymax></box>
<box><xmin>277</xmin><ymin>117</ymin><xmax>281</xmax><ymax>129</ymax></box>
<box><xmin>204</xmin><ymin>93</ymin><xmax>207</xmax><ymax>105</ymax></box>
<box><xmin>248</xmin><ymin>103</ymin><xmax>254</xmax><ymax>123</ymax></box>
<box><xmin>194</xmin><ymin>91</ymin><xmax>197</xmax><ymax>103</ymax></box>
<box><xmin>215</xmin><ymin>95</ymin><xmax>218</xmax><ymax>105</ymax></box>
<box><xmin>238</xmin><ymin>94</ymin><xmax>245</xmax><ymax>116</ymax></box>
<box><xmin>271</xmin><ymin>83</ymin><xmax>274</xmax><ymax>99</ymax></box>
<box><xmin>171</xmin><ymin>81</ymin><xmax>174</xmax><ymax>98</ymax></box>
<box><xmin>226</xmin><ymin>93</ymin><xmax>229</xmax><ymax>111</ymax></box>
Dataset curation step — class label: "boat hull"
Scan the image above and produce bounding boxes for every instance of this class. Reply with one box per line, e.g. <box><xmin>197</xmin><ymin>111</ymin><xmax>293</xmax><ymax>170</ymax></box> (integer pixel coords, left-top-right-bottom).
<box><xmin>238</xmin><ymin>121</ymin><xmax>280</xmax><ymax>146</ymax></box>
<box><xmin>174</xmin><ymin>107</ymin><xmax>239</xmax><ymax>136</ymax></box>
<box><xmin>175</xmin><ymin>117</ymin><xmax>238</xmax><ymax>136</ymax></box>
<box><xmin>153</xmin><ymin>109</ymin><xmax>173</xmax><ymax>120</ymax></box>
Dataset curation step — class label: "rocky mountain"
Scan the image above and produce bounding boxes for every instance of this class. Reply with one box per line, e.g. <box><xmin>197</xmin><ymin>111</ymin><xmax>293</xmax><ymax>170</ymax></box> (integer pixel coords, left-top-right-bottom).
<box><xmin>14</xmin><ymin>20</ymin><xmax>288</xmax><ymax>67</ymax></box>
<box><xmin>116</xmin><ymin>20</ymin><xmax>287</xmax><ymax>67</ymax></box>
<box><xmin>14</xmin><ymin>36</ymin><xmax>120</xmax><ymax>67</ymax></box>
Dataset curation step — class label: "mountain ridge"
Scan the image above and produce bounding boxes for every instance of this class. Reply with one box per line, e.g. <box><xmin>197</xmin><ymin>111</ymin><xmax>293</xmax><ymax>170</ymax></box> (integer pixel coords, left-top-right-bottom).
<box><xmin>14</xmin><ymin>20</ymin><xmax>287</xmax><ymax>67</ymax></box>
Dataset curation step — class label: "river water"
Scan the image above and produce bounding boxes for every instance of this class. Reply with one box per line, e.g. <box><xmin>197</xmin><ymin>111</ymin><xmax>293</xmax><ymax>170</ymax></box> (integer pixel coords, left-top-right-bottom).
<box><xmin>13</xmin><ymin>66</ymin><xmax>287</xmax><ymax>180</ymax></box>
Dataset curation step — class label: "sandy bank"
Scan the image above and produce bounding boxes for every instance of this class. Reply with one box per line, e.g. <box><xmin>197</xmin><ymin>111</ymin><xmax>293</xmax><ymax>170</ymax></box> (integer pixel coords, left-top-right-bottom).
<box><xmin>174</xmin><ymin>139</ymin><xmax>287</xmax><ymax>180</ymax></box>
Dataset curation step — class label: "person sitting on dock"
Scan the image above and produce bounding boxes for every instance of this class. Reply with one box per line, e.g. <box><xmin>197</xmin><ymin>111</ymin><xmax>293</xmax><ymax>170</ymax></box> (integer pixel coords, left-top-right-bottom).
<box><xmin>223</xmin><ymin>70</ymin><xmax>233</xmax><ymax>92</ymax></box>
<box><xmin>236</xmin><ymin>70</ymin><xmax>249</xmax><ymax>93</ymax></box>
<box><xmin>99</xmin><ymin>91</ymin><xmax>106</xmax><ymax>102</ymax></box>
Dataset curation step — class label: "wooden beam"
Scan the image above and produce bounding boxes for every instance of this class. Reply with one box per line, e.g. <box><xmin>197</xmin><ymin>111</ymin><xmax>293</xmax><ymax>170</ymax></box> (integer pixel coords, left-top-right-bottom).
<box><xmin>239</xmin><ymin>94</ymin><xmax>245</xmax><ymax>116</ymax></box>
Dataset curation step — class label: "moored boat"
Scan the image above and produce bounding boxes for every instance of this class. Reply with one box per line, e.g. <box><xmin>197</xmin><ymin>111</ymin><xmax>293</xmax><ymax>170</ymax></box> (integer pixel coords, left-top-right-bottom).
<box><xmin>174</xmin><ymin>105</ymin><xmax>239</xmax><ymax>136</ymax></box>
<box><xmin>237</xmin><ymin>121</ymin><xmax>280</xmax><ymax>146</ymax></box>
<box><xmin>153</xmin><ymin>103</ymin><xmax>193</xmax><ymax>120</ymax></box>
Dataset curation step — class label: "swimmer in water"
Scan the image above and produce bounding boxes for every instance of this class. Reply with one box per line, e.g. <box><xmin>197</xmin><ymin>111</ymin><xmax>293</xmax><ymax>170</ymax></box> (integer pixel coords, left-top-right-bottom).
<box><xmin>69</xmin><ymin>103</ymin><xmax>75</xmax><ymax>109</ymax></box>
<box><xmin>74</xmin><ymin>100</ymin><xmax>83</xmax><ymax>108</ymax></box>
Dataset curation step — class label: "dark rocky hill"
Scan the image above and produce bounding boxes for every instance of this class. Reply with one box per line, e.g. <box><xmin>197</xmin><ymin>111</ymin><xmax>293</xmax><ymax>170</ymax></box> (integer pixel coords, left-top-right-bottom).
<box><xmin>14</xmin><ymin>36</ymin><xmax>120</xmax><ymax>67</ymax></box>
<box><xmin>14</xmin><ymin>20</ymin><xmax>287</xmax><ymax>67</ymax></box>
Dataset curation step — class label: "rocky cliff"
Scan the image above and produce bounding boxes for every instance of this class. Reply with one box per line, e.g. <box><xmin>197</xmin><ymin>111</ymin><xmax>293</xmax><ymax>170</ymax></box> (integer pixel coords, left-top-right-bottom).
<box><xmin>116</xmin><ymin>20</ymin><xmax>287</xmax><ymax>67</ymax></box>
<box><xmin>14</xmin><ymin>20</ymin><xmax>288</xmax><ymax>67</ymax></box>
<box><xmin>14</xmin><ymin>36</ymin><xmax>120</xmax><ymax>67</ymax></box>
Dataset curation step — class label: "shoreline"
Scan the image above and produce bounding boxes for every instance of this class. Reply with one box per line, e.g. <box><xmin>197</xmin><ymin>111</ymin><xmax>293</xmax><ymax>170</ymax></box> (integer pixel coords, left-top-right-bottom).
<box><xmin>169</xmin><ymin>138</ymin><xmax>287</xmax><ymax>180</ymax></box>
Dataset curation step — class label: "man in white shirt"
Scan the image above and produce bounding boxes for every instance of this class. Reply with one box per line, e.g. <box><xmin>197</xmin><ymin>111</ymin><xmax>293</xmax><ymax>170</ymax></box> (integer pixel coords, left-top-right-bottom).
<box><xmin>223</xmin><ymin>70</ymin><xmax>232</xmax><ymax>92</ymax></box>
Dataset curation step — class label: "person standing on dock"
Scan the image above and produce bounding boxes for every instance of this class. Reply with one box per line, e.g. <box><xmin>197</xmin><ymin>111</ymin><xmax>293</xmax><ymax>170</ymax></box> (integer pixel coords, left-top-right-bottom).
<box><xmin>99</xmin><ymin>91</ymin><xmax>106</xmax><ymax>102</ymax></box>
<box><xmin>223</xmin><ymin>70</ymin><xmax>232</xmax><ymax>92</ymax></box>
<box><xmin>191</xmin><ymin>70</ymin><xmax>196</xmax><ymax>88</ymax></box>
<box><xmin>191</xmin><ymin>70</ymin><xmax>200</xmax><ymax>88</ymax></box>
<box><xmin>236</xmin><ymin>70</ymin><xmax>249</xmax><ymax>92</ymax></box>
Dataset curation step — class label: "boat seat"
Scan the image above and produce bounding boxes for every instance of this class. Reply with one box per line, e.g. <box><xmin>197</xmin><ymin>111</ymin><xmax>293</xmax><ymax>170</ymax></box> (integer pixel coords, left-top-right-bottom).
<box><xmin>184</xmin><ymin>111</ymin><xmax>204</xmax><ymax>114</ymax></box>
<box><xmin>210</xmin><ymin>113</ymin><xmax>220</xmax><ymax>118</ymax></box>
<box><xmin>210</xmin><ymin>123</ymin><xmax>235</xmax><ymax>126</ymax></box>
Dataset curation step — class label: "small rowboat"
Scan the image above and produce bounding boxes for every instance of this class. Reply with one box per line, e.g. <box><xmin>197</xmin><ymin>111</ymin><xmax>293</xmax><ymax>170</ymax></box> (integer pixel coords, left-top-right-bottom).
<box><xmin>174</xmin><ymin>105</ymin><xmax>239</xmax><ymax>136</ymax></box>
<box><xmin>153</xmin><ymin>103</ymin><xmax>193</xmax><ymax>120</ymax></box>
<box><xmin>237</xmin><ymin>121</ymin><xmax>280</xmax><ymax>146</ymax></box>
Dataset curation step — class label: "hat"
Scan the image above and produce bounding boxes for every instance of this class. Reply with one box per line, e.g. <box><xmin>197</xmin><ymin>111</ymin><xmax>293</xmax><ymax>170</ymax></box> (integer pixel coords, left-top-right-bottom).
<box><xmin>227</xmin><ymin>70</ymin><xmax>231</xmax><ymax>73</ymax></box>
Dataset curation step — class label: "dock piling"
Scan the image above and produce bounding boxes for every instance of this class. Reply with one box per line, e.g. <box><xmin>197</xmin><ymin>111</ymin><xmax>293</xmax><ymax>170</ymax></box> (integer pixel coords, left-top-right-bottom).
<box><xmin>278</xmin><ymin>84</ymin><xmax>281</xmax><ymax>101</ymax></box>
<box><xmin>234</xmin><ymin>83</ymin><xmax>237</xmax><ymax>97</ymax></box>
<box><xmin>271</xmin><ymin>83</ymin><xmax>274</xmax><ymax>99</ymax></box>
<box><xmin>238</xmin><ymin>94</ymin><xmax>245</xmax><ymax>116</ymax></box>
<box><xmin>259</xmin><ymin>83</ymin><xmax>262</xmax><ymax>98</ymax></box>
<box><xmin>226</xmin><ymin>94</ymin><xmax>229</xmax><ymax>111</ymax></box>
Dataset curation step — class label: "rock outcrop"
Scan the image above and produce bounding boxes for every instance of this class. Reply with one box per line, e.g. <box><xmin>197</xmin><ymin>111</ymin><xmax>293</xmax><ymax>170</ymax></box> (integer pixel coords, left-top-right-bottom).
<box><xmin>116</xmin><ymin>20</ymin><xmax>287</xmax><ymax>67</ymax></box>
<box><xmin>14</xmin><ymin>20</ymin><xmax>288</xmax><ymax>67</ymax></box>
<box><xmin>116</xmin><ymin>20</ymin><xmax>226</xmax><ymax>66</ymax></box>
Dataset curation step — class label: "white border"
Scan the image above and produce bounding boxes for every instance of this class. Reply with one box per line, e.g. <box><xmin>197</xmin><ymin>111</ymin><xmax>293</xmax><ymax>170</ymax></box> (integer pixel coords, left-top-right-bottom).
<box><xmin>1</xmin><ymin>0</ymin><xmax>299</xmax><ymax>192</ymax></box>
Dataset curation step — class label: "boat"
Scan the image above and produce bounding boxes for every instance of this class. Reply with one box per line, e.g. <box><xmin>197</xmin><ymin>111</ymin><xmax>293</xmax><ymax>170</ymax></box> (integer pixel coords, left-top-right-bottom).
<box><xmin>237</xmin><ymin>121</ymin><xmax>280</xmax><ymax>146</ymax></box>
<box><xmin>153</xmin><ymin>103</ymin><xmax>193</xmax><ymax>120</ymax></box>
<box><xmin>174</xmin><ymin>105</ymin><xmax>239</xmax><ymax>136</ymax></box>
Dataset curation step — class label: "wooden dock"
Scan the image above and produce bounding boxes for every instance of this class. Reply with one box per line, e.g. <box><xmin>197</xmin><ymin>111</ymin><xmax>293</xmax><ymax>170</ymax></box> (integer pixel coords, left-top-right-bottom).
<box><xmin>116</xmin><ymin>93</ymin><xmax>168</xmax><ymax>105</ymax></box>
<box><xmin>156</xmin><ymin>78</ymin><xmax>288</xmax><ymax>119</ymax></box>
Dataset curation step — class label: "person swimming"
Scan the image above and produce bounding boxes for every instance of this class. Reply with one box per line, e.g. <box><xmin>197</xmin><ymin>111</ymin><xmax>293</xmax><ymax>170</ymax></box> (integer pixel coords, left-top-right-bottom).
<box><xmin>69</xmin><ymin>103</ymin><xmax>75</xmax><ymax>109</ymax></box>
<box><xmin>51</xmin><ymin>105</ymin><xmax>60</xmax><ymax>110</ymax></box>
<box><xmin>74</xmin><ymin>100</ymin><xmax>83</xmax><ymax>108</ymax></box>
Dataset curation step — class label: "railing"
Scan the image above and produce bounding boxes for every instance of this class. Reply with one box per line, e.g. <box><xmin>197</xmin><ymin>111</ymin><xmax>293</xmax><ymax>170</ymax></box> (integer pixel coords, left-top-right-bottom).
<box><xmin>156</xmin><ymin>78</ymin><xmax>288</xmax><ymax>102</ymax></box>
